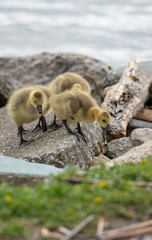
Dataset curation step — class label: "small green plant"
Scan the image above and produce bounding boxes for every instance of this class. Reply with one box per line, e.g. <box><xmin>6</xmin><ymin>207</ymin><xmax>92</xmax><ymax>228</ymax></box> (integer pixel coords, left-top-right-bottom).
<box><xmin>0</xmin><ymin>156</ymin><xmax>152</xmax><ymax>239</ymax></box>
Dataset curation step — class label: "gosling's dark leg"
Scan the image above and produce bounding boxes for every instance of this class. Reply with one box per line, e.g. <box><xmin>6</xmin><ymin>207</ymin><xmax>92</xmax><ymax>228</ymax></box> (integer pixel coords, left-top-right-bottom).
<box><xmin>76</xmin><ymin>123</ymin><xmax>88</xmax><ymax>142</ymax></box>
<box><xmin>17</xmin><ymin>126</ymin><xmax>29</xmax><ymax>136</ymax></box>
<box><xmin>101</xmin><ymin>127</ymin><xmax>107</xmax><ymax>146</ymax></box>
<box><xmin>32</xmin><ymin>116</ymin><xmax>47</xmax><ymax>132</ymax></box>
<box><xmin>18</xmin><ymin>126</ymin><xmax>34</xmax><ymax>148</ymax></box>
<box><xmin>62</xmin><ymin>120</ymin><xmax>86</xmax><ymax>142</ymax></box>
<box><xmin>32</xmin><ymin>117</ymin><xmax>42</xmax><ymax>132</ymax></box>
<box><xmin>41</xmin><ymin>116</ymin><xmax>47</xmax><ymax>132</ymax></box>
<box><xmin>49</xmin><ymin>114</ymin><xmax>62</xmax><ymax>131</ymax></box>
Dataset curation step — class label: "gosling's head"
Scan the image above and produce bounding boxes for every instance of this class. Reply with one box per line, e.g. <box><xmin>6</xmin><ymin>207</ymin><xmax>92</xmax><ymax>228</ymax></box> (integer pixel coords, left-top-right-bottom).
<box><xmin>95</xmin><ymin>108</ymin><xmax>111</xmax><ymax>131</ymax></box>
<box><xmin>30</xmin><ymin>91</ymin><xmax>44</xmax><ymax>114</ymax></box>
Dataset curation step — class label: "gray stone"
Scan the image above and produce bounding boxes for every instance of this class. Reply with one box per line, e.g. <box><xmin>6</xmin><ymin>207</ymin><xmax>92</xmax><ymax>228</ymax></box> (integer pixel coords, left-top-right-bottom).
<box><xmin>0</xmin><ymin>154</ymin><xmax>63</xmax><ymax>176</ymax></box>
<box><xmin>130</xmin><ymin>128</ymin><xmax>152</xmax><ymax>146</ymax></box>
<box><xmin>102</xmin><ymin>70</ymin><xmax>122</xmax><ymax>88</ymax></box>
<box><xmin>112</xmin><ymin>140</ymin><xmax>152</xmax><ymax>165</ymax></box>
<box><xmin>0</xmin><ymin>53</ymin><xmax>111</xmax><ymax>105</ymax></box>
<box><xmin>0</xmin><ymin>106</ymin><xmax>104</xmax><ymax>169</ymax></box>
<box><xmin>0</xmin><ymin>154</ymin><xmax>64</xmax><ymax>186</ymax></box>
<box><xmin>105</xmin><ymin>137</ymin><xmax>133</xmax><ymax>159</ymax></box>
<box><xmin>91</xmin><ymin>154</ymin><xmax>110</xmax><ymax>167</ymax></box>
<box><xmin>142</xmin><ymin>235</ymin><xmax>152</xmax><ymax>240</ymax></box>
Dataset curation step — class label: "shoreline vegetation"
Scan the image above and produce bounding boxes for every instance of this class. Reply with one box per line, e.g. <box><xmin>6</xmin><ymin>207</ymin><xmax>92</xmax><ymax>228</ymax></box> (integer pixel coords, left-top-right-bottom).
<box><xmin>0</xmin><ymin>156</ymin><xmax>152</xmax><ymax>239</ymax></box>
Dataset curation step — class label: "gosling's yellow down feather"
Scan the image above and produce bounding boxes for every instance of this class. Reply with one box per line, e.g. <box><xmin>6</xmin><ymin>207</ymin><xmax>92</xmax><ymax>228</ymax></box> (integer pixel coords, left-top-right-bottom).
<box><xmin>7</xmin><ymin>85</ymin><xmax>51</xmax><ymax>147</ymax></box>
<box><xmin>50</xmin><ymin>88</ymin><xmax>111</xmax><ymax>141</ymax></box>
<box><xmin>48</xmin><ymin>72</ymin><xmax>91</xmax><ymax>130</ymax></box>
<box><xmin>48</xmin><ymin>72</ymin><xmax>91</xmax><ymax>95</ymax></box>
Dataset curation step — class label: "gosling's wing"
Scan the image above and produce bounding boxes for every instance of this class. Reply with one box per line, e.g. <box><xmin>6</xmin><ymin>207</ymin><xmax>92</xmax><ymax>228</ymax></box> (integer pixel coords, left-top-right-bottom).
<box><xmin>65</xmin><ymin>94</ymin><xmax>82</xmax><ymax>115</ymax></box>
<box><xmin>8</xmin><ymin>88</ymin><xmax>31</xmax><ymax>111</ymax></box>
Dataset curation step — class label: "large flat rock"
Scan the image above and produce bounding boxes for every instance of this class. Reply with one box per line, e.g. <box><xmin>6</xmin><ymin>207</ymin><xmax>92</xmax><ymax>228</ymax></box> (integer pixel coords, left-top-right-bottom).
<box><xmin>0</xmin><ymin>107</ymin><xmax>103</xmax><ymax>169</ymax></box>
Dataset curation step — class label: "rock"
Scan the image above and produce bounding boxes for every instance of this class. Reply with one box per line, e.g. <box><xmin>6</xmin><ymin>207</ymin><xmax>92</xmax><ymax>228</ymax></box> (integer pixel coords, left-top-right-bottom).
<box><xmin>128</xmin><ymin>119</ymin><xmax>152</xmax><ymax>130</ymax></box>
<box><xmin>91</xmin><ymin>154</ymin><xmax>110</xmax><ymax>166</ymax></box>
<box><xmin>142</xmin><ymin>235</ymin><xmax>152</xmax><ymax>240</ymax></box>
<box><xmin>130</xmin><ymin>128</ymin><xmax>152</xmax><ymax>146</ymax></box>
<box><xmin>112</xmin><ymin>140</ymin><xmax>152</xmax><ymax>165</ymax></box>
<box><xmin>0</xmin><ymin>154</ymin><xmax>63</xmax><ymax>186</ymax></box>
<box><xmin>105</xmin><ymin>137</ymin><xmax>132</xmax><ymax>159</ymax></box>
<box><xmin>0</xmin><ymin>106</ymin><xmax>104</xmax><ymax>169</ymax></box>
<box><xmin>102</xmin><ymin>70</ymin><xmax>122</xmax><ymax>88</ymax></box>
<box><xmin>0</xmin><ymin>53</ymin><xmax>111</xmax><ymax>105</ymax></box>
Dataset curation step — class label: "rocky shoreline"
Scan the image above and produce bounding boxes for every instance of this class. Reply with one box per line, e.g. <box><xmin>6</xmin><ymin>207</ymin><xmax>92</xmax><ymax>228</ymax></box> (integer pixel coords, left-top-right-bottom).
<box><xmin>0</xmin><ymin>53</ymin><xmax>152</xmax><ymax>240</ymax></box>
<box><xmin>0</xmin><ymin>52</ymin><xmax>152</xmax><ymax>169</ymax></box>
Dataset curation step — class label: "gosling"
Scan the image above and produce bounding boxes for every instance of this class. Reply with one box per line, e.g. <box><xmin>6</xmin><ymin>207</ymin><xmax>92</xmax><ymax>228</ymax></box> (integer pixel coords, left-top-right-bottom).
<box><xmin>7</xmin><ymin>85</ymin><xmax>51</xmax><ymax>147</ymax></box>
<box><xmin>50</xmin><ymin>87</ymin><xmax>111</xmax><ymax>142</ymax></box>
<box><xmin>48</xmin><ymin>72</ymin><xmax>91</xmax><ymax>130</ymax></box>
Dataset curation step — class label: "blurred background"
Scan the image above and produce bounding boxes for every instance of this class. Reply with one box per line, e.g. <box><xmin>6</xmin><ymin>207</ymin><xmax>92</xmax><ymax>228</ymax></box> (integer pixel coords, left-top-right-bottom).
<box><xmin>0</xmin><ymin>0</ymin><xmax>152</xmax><ymax>67</ymax></box>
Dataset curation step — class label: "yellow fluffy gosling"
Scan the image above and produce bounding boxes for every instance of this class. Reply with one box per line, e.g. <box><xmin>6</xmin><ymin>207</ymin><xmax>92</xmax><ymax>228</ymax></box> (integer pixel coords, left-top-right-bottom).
<box><xmin>50</xmin><ymin>87</ymin><xmax>111</xmax><ymax>142</ymax></box>
<box><xmin>48</xmin><ymin>72</ymin><xmax>91</xmax><ymax>130</ymax></box>
<box><xmin>7</xmin><ymin>85</ymin><xmax>51</xmax><ymax>147</ymax></box>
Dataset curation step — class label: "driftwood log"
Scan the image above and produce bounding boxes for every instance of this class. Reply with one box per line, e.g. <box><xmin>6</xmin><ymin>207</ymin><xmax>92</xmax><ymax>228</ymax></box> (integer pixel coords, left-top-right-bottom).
<box><xmin>102</xmin><ymin>58</ymin><xmax>152</xmax><ymax>138</ymax></box>
<box><xmin>134</xmin><ymin>108</ymin><xmax>152</xmax><ymax>122</ymax></box>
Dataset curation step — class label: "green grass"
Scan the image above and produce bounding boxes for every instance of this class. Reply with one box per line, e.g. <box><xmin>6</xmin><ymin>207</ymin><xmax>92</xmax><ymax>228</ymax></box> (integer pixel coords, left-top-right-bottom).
<box><xmin>0</xmin><ymin>156</ymin><xmax>152</xmax><ymax>239</ymax></box>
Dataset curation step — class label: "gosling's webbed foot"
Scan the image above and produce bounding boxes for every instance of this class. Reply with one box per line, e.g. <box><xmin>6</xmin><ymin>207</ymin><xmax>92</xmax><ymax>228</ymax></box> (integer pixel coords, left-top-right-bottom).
<box><xmin>49</xmin><ymin>114</ymin><xmax>62</xmax><ymax>131</ymax></box>
<box><xmin>49</xmin><ymin>122</ymin><xmax>62</xmax><ymax>131</ymax></box>
<box><xmin>75</xmin><ymin>132</ymin><xmax>88</xmax><ymax>142</ymax></box>
<box><xmin>19</xmin><ymin>139</ymin><xmax>34</xmax><ymax>148</ymax></box>
<box><xmin>32</xmin><ymin>116</ymin><xmax>47</xmax><ymax>133</ymax></box>
<box><xmin>62</xmin><ymin>120</ymin><xmax>87</xmax><ymax>142</ymax></box>
<box><xmin>17</xmin><ymin>128</ymin><xmax>29</xmax><ymax>136</ymax></box>
<box><xmin>32</xmin><ymin>124</ymin><xmax>42</xmax><ymax>132</ymax></box>
<box><xmin>67</xmin><ymin>130</ymin><xmax>82</xmax><ymax>141</ymax></box>
<box><xmin>76</xmin><ymin>131</ymin><xmax>88</xmax><ymax>142</ymax></box>
<box><xmin>75</xmin><ymin>123</ymin><xmax>88</xmax><ymax>142</ymax></box>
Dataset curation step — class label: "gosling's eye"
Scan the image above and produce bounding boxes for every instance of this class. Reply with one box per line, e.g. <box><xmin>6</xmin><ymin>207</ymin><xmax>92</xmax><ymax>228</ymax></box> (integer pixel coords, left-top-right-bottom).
<box><xmin>34</xmin><ymin>100</ymin><xmax>36</xmax><ymax>104</ymax></box>
<box><xmin>103</xmin><ymin>119</ymin><xmax>106</xmax><ymax>123</ymax></box>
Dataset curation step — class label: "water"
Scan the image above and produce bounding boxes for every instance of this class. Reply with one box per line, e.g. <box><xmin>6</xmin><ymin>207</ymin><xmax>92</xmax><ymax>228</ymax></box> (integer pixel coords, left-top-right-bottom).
<box><xmin>0</xmin><ymin>0</ymin><xmax>152</xmax><ymax>66</ymax></box>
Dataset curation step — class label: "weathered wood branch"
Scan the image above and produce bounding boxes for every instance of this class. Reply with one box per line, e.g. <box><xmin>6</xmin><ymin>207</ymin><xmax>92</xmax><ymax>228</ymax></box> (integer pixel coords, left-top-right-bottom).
<box><xmin>60</xmin><ymin>215</ymin><xmax>94</xmax><ymax>240</ymax></box>
<box><xmin>96</xmin><ymin>217</ymin><xmax>105</xmax><ymax>236</ymax></box>
<box><xmin>102</xmin><ymin>58</ymin><xmax>152</xmax><ymax>138</ymax></box>
<box><xmin>59</xmin><ymin>177</ymin><xmax>152</xmax><ymax>187</ymax></box>
<box><xmin>98</xmin><ymin>219</ymin><xmax>152</xmax><ymax>240</ymax></box>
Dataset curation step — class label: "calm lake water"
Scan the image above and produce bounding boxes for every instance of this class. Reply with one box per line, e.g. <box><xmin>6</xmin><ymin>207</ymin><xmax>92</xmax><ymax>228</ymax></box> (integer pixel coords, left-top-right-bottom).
<box><xmin>0</xmin><ymin>0</ymin><xmax>152</xmax><ymax>66</ymax></box>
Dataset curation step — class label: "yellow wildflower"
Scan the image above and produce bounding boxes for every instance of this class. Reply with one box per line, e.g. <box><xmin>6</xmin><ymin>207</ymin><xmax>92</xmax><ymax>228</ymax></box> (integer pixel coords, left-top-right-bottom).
<box><xmin>125</xmin><ymin>184</ymin><xmax>131</xmax><ymax>190</ymax></box>
<box><xmin>142</xmin><ymin>158</ymin><xmax>147</xmax><ymax>163</ymax></box>
<box><xmin>98</xmin><ymin>182</ymin><xmax>107</xmax><ymax>188</ymax></box>
<box><xmin>5</xmin><ymin>194</ymin><xmax>12</xmax><ymax>201</ymax></box>
<box><xmin>75</xmin><ymin>186</ymin><xmax>82</xmax><ymax>193</ymax></box>
<box><xmin>94</xmin><ymin>197</ymin><xmax>102</xmax><ymax>203</ymax></box>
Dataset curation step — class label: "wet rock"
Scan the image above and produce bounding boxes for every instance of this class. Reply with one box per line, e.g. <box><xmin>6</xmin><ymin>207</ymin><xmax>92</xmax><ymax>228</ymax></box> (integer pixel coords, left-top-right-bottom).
<box><xmin>0</xmin><ymin>53</ymin><xmax>111</xmax><ymax>104</ymax></box>
<box><xmin>0</xmin><ymin>106</ymin><xmax>104</xmax><ymax>169</ymax></box>
<box><xmin>105</xmin><ymin>137</ymin><xmax>132</xmax><ymax>159</ymax></box>
<box><xmin>130</xmin><ymin>128</ymin><xmax>152</xmax><ymax>146</ymax></box>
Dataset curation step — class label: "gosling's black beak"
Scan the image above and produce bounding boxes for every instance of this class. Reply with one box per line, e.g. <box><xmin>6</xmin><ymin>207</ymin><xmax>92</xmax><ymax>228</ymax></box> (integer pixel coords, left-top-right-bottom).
<box><xmin>37</xmin><ymin>105</ymin><xmax>42</xmax><ymax>114</ymax></box>
<box><xmin>106</xmin><ymin>125</ymin><xmax>111</xmax><ymax>132</ymax></box>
